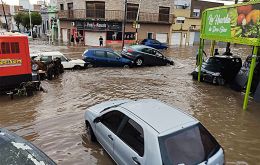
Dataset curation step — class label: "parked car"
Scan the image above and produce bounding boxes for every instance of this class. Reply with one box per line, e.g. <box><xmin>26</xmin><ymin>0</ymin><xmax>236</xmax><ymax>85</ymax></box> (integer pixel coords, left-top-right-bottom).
<box><xmin>0</xmin><ymin>128</ymin><xmax>56</xmax><ymax>165</ymax></box>
<box><xmin>140</xmin><ymin>39</ymin><xmax>168</xmax><ymax>50</ymax></box>
<box><xmin>84</xmin><ymin>99</ymin><xmax>224</xmax><ymax>165</ymax></box>
<box><xmin>192</xmin><ymin>55</ymin><xmax>242</xmax><ymax>85</ymax></box>
<box><xmin>231</xmin><ymin>54</ymin><xmax>260</xmax><ymax>101</ymax></box>
<box><xmin>34</xmin><ymin>51</ymin><xmax>87</xmax><ymax>69</ymax></box>
<box><xmin>122</xmin><ymin>45</ymin><xmax>174</xmax><ymax>66</ymax></box>
<box><xmin>82</xmin><ymin>48</ymin><xmax>134</xmax><ymax>67</ymax></box>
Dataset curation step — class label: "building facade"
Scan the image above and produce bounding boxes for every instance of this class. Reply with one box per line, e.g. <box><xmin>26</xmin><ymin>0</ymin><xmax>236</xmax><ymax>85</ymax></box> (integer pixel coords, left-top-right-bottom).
<box><xmin>171</xmin><ymin>0</ymin><xmax>224</xmax><ymax>46</ymax></box>
<box><xmin>0</xmin><ymin>4</ymin><xmax>21</xmax><ymax>32</ymax></box>
<box><xmin>57</xmin><ymin>0</ymin><xmax>174</xmax><ymax>46</ymax></box>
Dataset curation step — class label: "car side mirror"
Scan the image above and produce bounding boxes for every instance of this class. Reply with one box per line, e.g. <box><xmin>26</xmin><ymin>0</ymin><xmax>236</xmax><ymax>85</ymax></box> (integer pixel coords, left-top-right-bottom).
<box><xmin>94</xmin><ymin>117</ymin><xmax>101</xmax><ymax>123</ymax></box>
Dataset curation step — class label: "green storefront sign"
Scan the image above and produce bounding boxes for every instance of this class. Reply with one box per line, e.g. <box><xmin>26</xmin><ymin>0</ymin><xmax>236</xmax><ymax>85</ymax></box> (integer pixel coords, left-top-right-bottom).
<box><xmin>204</xmin><ymin>9</ymin><xmax>231</xmax><ymax>37</ymax></box>
<box><xmin>201</xmin><ymin>2</ymin><xmax>260</xmax><ymax>46</ymax></box>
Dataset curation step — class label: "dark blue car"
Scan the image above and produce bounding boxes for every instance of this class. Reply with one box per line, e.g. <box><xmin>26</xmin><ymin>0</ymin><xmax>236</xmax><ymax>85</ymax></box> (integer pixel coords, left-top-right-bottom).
<box><xmin>82</xmin><ymin>48</ymin><xmax>134</xmax><ymax>67</ymax></box>
<box><xmin>140</xmin><ymin>39</ymin><xmax>168</xmax><ymax>50</ymax></box>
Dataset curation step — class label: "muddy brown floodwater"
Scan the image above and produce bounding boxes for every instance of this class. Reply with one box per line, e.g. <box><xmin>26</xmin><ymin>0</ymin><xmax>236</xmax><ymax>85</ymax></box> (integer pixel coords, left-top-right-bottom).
<box><xmin>0</xmin><ymin>44</ymin><xmax>260</xmax><ymax>165</ymax></box>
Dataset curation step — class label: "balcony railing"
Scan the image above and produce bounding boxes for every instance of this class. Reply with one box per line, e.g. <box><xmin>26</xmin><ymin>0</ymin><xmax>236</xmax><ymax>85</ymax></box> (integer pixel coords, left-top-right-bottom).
<box><xmin>58</xmin><ymin>9</ymin><xmax>173</xmax><ymax>24</ymax></box>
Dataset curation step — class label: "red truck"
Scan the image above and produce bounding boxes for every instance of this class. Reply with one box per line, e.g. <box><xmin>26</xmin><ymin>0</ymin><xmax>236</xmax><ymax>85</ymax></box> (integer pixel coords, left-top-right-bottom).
<box><xmin>0</xmin><ymin>33</ymin><xmax>40</xmax><ymax>95</ymax></box>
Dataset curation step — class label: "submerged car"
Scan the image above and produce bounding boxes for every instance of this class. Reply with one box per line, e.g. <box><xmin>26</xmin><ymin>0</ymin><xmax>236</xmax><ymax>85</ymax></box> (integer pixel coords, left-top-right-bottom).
<box><xmin>34</xmin><ymin>51</ymin><xmax>87</xmax><ymax>69</ymax></box>
<box><xmin>82</xmin><ymin>48</ymin><xmax>134</xmax><ymax>67</ymax></box>
<box><xmin>140</xmin><ymin>39</ymin><xmax>168</xmax><ymax>50</ymax></box>
<box><xmin>0</xmin><ymin>128</ymin><xmax>56</xmax><ymax>165</ymax></box>
<box><xmin>122</xmin><ymin>45</ymin><xmax>174</xmax><ymax>66</ymax></box>
<box><xmin>84</xmin><ymin>99</ymin><xmax>224</xmax><ymax>165</ymax></box>
<box><xmin>231</xmin><ymin>54</ymin><xmax>260</xmax><ymax>102</ymax></box>
<box><xmin>192</xmin><ymin>55</ymin><xmax>242</xmax><ymax>85</ymax></box>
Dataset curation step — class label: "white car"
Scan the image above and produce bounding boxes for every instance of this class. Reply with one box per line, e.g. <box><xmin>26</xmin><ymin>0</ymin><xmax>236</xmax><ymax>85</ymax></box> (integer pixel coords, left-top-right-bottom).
<box><xmin>84</xmin><ymin>99</ymin><xmax>225</xmax><ymax>165</ymax></box>
<box><xmin>34</xmin><ymin>51</ymin><xmax>87</xmax><ymax>69</ymax></box>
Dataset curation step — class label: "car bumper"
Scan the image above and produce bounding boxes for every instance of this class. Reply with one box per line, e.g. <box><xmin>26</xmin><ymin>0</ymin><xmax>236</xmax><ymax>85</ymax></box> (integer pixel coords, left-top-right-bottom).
<box><xmin>192</xmin><ymin>71</ymin><xmax>217</xmax><ymax>84</ymax></box>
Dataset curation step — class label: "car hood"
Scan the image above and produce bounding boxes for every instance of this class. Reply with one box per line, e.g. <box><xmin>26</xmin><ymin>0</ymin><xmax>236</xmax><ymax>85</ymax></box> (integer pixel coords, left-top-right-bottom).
<box><xmin>69</xmin><ymin>59</ymin><xmax>86</xmax><ymax>64</ymax></box>
<box><xmin>87</xmin><ymin>99</ymin><xmax>131</xmax><ymax>115</ymax></box>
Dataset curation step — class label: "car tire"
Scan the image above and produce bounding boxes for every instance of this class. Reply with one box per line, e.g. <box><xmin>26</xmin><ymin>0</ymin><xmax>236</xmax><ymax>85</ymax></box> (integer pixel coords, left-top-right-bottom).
<box><xmin>135</xmin><ymin>58</ymin><xmax>143</xmax><ymax>66</ymax></box>
<box><xmin>85</xmin><ymin>121</ymin><xmax>96</xmax><ymax>142</ymax></box>
<box><xmin>217</xmin><ymin>77</ymin><xmax>225</xmax><ymax>86</ymax></box>
<box><xmin>123</xmin><ymin>64</ymin><xmax>130</xmax><ymax>68</ymax></box>
<box><xmin>73</xmin><ymin>65</ymin><xmax>81</xmax><ymax>70</ymax></box>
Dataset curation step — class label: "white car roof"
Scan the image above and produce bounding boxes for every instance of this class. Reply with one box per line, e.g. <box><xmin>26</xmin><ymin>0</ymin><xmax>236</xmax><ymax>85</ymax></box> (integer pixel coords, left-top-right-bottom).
<box><xmin>37</xmin><ymin>51</ymin><xmax>64</xmax><ymax>56</ymax></box>
<box><xmin>120</xmin><ymin>99</ymin><xmax>197</xmax><ymax>133</ymax></box>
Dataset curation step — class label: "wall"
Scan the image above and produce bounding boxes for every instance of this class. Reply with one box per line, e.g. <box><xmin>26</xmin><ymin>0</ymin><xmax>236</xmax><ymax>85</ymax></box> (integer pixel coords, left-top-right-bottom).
<box><xmin>56</xmin><ymin>0</ymin><xmax>173</xmax><ymax>13</ymax></box>
<box><xmin>191</xmin><ymin>0</ymin><xmax>224</xmax><ymax>18</ymax></box>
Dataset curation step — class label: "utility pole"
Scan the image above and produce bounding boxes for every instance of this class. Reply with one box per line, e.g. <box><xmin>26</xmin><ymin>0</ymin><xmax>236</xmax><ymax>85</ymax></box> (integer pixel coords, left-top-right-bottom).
<box><xmin>28</xmin><ymin>0</ymin><xmax>33</xmax><ymax>38</ymax></box>
<box><xmin>122</xmin><ymin>0</ymin><xmax>127</xmax><ymax>49</ymax></box>
<box><xmin>1</xmin><ymin>0</ymin><xmax>8</xmax><ymax>31</ymax></box>
<box><xmin>135</xmin><ymin>0</ymin><xmax>142</xmax><ymax>43</ymax></box>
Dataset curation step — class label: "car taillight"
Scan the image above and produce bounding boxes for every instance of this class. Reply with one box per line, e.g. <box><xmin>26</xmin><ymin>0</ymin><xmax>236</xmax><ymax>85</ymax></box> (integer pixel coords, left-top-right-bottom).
<box><xmin>127</xmin><ymin>49</ymin><xmax>134</xmax><ymax>53</ymax></box>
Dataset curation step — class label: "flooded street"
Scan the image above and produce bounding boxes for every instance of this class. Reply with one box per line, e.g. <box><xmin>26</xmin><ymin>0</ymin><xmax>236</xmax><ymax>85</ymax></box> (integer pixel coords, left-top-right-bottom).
<box><xmin>0</xmin><ymin>44</ymin><xmax>260</xmax><ymax>165</ymax></box>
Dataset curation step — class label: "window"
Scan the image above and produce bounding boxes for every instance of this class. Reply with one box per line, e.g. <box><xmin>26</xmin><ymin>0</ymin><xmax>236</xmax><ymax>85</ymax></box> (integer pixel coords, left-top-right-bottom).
<box><xmin>86</xmin><ymin>2</ymin><xmax>105</xmax><ymax>18</ymax></box>
<box><xmin>10</xmin><ymin>42</ymin><xmax>19</xmax><ymax>54</ymax></box>
<box><xmin>159</xmin><ymin>124</ymin><xmax>220</xmax><ymax>165</ymax></box>
<box><xmin>176</xmin><ymin>17</ymin><xmax>185</xmax><ymax>24</ymax></box>
<box><xmin>60</xmin><ymin>4</ymin><xmax>64</xmax><ymax>10</ymax></box>
<box><xmin>67</xmin><ymin>3</ymin><xmax>73</xmax><ymax>18</ymax></box>
<box><xmin>159</xmin><ymin>6</ymin><xmax>170</xmax><ymax>22</ymax></box>
<box><xmin>95</xmin><ymin>51</ymin><xmax>106</xmax><ymax>58</ymax></box>
<box><xmin>192</xmin><ymin>9</ymin><xmax>200</xmax><ymax>17</ymax></box>
<box><xmin>101</xmin><ymin>111</ymin><xmax>125</xmax><ymax>133</ymax></box>
<box><xmin>57</xmin><ymin>56</ymin><xmax>67</xmax><ymax>61</ymax></box>
<box><xmin>107</xmin><ymin>52</ymin><xmax>119</xmax><ymax>59</ymax></box>
<box><xmin>127</xmin><ymin>3</ymin><xmax>138</xmax><ymax>20</ymax></box>
<box><xmin>1</xmin><ymin>42</ymin><xmax>10</xmax><ymax>54</ymax></box>
<box><xmin>119</xmin><ymin>118</ymin><xmax>144</xmax><ymax>156</ymax></box>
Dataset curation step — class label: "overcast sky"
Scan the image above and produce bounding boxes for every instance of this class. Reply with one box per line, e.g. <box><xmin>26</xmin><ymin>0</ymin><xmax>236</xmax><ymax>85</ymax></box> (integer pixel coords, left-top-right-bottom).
<box><xmin>6</xmin><ymin>0</ymin><xmax>236</xmax><ymax>6</ymax></box>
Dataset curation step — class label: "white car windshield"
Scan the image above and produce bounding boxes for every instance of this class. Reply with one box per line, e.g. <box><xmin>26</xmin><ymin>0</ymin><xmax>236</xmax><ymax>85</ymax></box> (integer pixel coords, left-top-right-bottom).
<box><xmin>159</xmin><ymin>123</ymin><xmax>220</xmax><ymax>165</ymax></box>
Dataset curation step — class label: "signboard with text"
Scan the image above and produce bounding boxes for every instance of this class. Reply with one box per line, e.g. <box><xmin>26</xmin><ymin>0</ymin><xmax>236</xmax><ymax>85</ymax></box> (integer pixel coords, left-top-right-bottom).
<box><xmin>76</xmin><ymin>21</ymin><xmax>122</xmax><ymax>32</ymax></box>
<box><xmin>201</xmin><ymin>2</ymin><xmax>260</xmax><ymax>46</ymax></box>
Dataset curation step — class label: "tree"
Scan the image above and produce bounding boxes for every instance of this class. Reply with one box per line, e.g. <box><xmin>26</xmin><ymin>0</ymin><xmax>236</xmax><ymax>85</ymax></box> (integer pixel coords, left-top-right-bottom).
<box><xmin>14</xmin><ymin>12</ymin><xmax>25</xmax><ymax>31</ymax></box>
<box><xmin>21</xmin><ymin>12</ymin><xmax>30</xmax><ymax>30</ymax></box>
<box><xmin>31</xmin><ymin>11</ymin><xmax>42</xmax><ymax>28</ymax></box>
<box><xmin>20</xmin><ymin>11</ymin><xmax>42</xmax><ymax>31</ymax></box>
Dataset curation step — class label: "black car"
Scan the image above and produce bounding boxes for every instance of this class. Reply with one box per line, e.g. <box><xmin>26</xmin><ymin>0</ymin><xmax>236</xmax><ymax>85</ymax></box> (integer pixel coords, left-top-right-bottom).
<box><xmin>0</xmin><ymin>128</ymin><xmax>56</xmax><ymax>165</ymax></box>
<box><xmin>121</xmin><ymin>45</ymin><xmax>174</xmax><ymax>66</ymax></box>
<box><xmin>192</xmin><ymin>55</ymin><xmax>242</xmax><ymax>85</ymax></box>
<box><xmin>231</xmin><ymin>54</ymin><xmax>260</xmax><ymax>102</ymax></box>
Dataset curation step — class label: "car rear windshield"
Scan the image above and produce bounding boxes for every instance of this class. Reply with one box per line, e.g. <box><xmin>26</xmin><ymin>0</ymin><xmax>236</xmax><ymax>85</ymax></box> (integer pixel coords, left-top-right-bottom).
<box><xmin>159</xmin><ymin>123</ymin><xmax>220</xmax><ymax>165</ymax></box>
<box><xmin>0</xmin><ymin>137</ymin><xmax>52</xmax><ymax>165</ymax></box>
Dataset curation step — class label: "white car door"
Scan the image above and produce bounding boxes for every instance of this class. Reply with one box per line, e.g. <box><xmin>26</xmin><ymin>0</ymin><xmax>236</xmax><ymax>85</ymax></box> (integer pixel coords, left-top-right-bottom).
<box><xmin>113</xmin><ymin>117</ymin><xmax>145</xmax><ymax>165</ymax></box>
<box><xmin>57</xmin><ymin>55</ymin><xmax>71</xmax><ymax>69</ymax></box>
<box><xmin>94</xmin><ymin>110</ymin><xmax>125</xmax><ymax>160</ymax></box>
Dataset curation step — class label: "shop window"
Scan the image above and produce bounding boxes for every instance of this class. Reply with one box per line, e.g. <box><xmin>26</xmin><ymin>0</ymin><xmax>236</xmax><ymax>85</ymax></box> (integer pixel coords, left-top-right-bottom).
<box><xmin>86</xmin><ymin>2</ymin><xmax>105</xmax><ymax>19</ymax></box>
<box><xmin>127</xmin><ymin>3</ymin><xmax>138</xmax><ymax>20</ymax></box>
<box><xmin>159</xmin><ymin>6</ymin><xmax>170</xmax><ymax>22</ymax></box>
<box><xmin>1</xmin><ymin>42</ymin><xmax>10</xmax><ymax>54</ymax></box>
<box><xmin>10</xmin><ymin>42</ymin><xmax>19</xmax><ymax>54</ymax></box>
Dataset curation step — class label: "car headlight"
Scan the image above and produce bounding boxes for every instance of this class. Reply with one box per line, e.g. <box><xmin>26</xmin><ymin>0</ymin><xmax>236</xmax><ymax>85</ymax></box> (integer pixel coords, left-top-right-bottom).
<box><xmin>212</xmin><ymin>72</ymin><xmax>221</xmax><ymax>76</ymax></box>
<box><xmin>32</xmin><ymin>64</ymin><xmax>39</xmax><ymax>71</ymax></box>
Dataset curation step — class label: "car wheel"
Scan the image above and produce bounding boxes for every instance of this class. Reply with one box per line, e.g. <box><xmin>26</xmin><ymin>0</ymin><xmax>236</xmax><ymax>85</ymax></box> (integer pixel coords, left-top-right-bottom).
<box><xmin>73</xmin><ymin>65</ymin><xmax>81</xmax><ymax>70</ymax></box>
<box><xmin>217</xmin><ymin>77</ymin><xmax>225</xmax><ymax>85</ymax></box>
<box><xmin>85</xmin><ymin>121</ymin><xmax>96</xmax><ymax>142</ymax></box>
<box><xmin>123</xmin><ymin>64</ymin><xmax>130</xmax><ymax>68</ymax></box>
<box><xmin>135</xmin><ymin>58</ymin><xmax>143</xmax><ymax>66</ymax></box>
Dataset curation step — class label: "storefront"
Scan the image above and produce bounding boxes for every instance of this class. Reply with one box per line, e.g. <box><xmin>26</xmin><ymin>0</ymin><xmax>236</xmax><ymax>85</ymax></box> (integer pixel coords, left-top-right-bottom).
<box><xmin>75</xmin><ymin>21</ymin><xmax>136</xmax><ymax>46</ymax></box>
